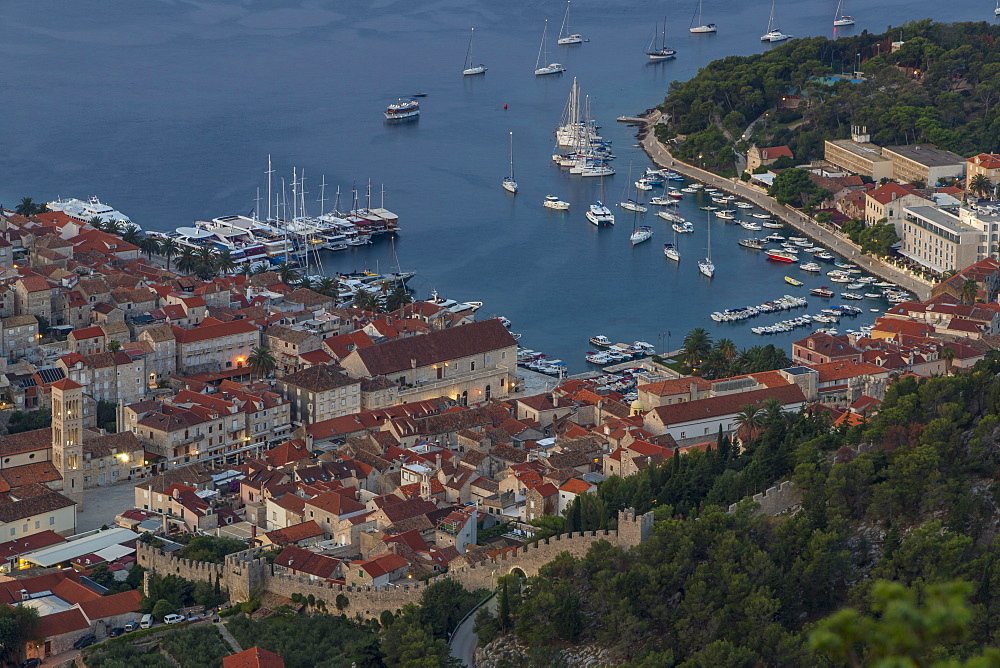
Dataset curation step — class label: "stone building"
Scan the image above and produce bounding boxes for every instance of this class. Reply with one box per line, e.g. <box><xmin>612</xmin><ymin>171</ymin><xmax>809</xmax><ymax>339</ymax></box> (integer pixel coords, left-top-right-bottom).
<box><xmin>172</xmin><ymin>319</ymin><xmax>259</xmax><ymax>374</ymax></box>
<box><xmin>278</xmin><ymin>364</ymin><xmax>361</xmax><ymax>425</ymax></box>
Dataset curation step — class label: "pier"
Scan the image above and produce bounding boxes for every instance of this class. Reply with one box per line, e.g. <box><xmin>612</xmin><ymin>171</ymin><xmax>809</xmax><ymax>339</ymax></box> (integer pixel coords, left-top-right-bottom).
<box><xmin>639</xmin><ymin>112</ymin><xmax>933</xmax><ymax>301</ymax></box>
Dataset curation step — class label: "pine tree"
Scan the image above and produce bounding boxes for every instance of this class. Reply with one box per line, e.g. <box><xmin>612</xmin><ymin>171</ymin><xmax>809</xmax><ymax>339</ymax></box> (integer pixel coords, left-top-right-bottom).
<box><xmin>499</xmin><ymin>580</ymin><xmax>511</xmax><ymax>632</ymax></box>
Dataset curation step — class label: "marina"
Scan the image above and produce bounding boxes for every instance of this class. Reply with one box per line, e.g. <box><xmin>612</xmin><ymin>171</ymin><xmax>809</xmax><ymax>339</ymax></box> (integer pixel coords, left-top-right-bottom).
<box><xmin>4</xmin><ymin>0</ymin><xmax>974</xmax><ymax>373</ymax></box>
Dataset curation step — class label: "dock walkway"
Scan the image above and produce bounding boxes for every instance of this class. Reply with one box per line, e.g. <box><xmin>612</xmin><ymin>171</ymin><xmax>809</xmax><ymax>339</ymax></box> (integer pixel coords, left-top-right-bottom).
<box><xmin>639</xmin><ymin>112</ymin><xmax>932</xmax><ymax>301</ymax></box>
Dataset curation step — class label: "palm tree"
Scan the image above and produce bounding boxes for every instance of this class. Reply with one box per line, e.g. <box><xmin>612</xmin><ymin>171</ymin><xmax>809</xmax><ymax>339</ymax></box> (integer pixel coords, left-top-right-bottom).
<box><xmin>215</xmin><ymin>249</ymin><xmax>237</xmax><ymax>275</ymax></box>
<box><xmin>970</xmin><ymin>173</ymin><xmax>993</xmax><ymax>199</ymax></box>
<box><xmin>317</xmin><ymin>277</ymin><xmax>338</xmax><ymax>297</ymax></box>
<box><xmin>733</xmin><ymin>404</ymin><xmax>766</xmax><ymax>445</ymax></box>
<box><xmin>761</xmin><ymin>397</ymin><xmax>788</xmax><ymax>427</ymax></box>
<box><xmin>247</xmin><ymin>346</ymin><xmax>276</xmax><ymax>380</ymax></box>
<box><xmin>176</xmin><ymin>247</ymin><xmax>198</xmax><ymax>275</ymax></box>
<box><xmin>961</xmin><ymin>278</ymin><xmax>978</xmax><ymax>305</ymax></box>
<box><xmin>139</xmin><ymin>236</ymin><xmax>161</xmax><ymax>259</ymax></box>
<box><xmin>88</xmin><ymin>216</ymin><xmax>106</xmax><ymax>231</ymax></box>
<box><xmin>15</xmin><ymin>198</ymin><xmax>42</xmax><ymax>217</ymax></box>
<box><xmin>298</xmin><ymin>276</ymin><xmax>314</xmax><ymax>291</ymax></box>
<box><xmin>681</xmin><ymin>327</ymin><xmax>713</xmax><ymax>372</ymax></box>
<box><xmin>715</xmin><ymin>338</ymin><xmax>737</xmax><ymax>361</ymax></box>
<box><xmin>276</xmin><ymin>262</ymin><xmax>300</xmax><ymax>286</ymax></box>
<box><xmin>121</xmin><ymin>224</ymin><xmax>142</xmax><ymax>245</ymax></box>
<box><xmin>353</xmin><ymin>290</ymin><xmax>380</xmax><ymax>313</ymax></box>
<box><xmin>385</xmin><ymin>284</ymin><xmax>413</xmax><ymax>312</ymax></box>
<box><xmin>158</xmin><ymin>237</ymin><xmax>178</xmax><ymax>271</ymax></box>
<box><xmin>104</xmin><ymin>219</ymin><xmax>123</xmax><ymax>236</ymax></box>
<box><xmin>941</xmin><ymin>346</ymin><xmax>955</xmax><ymax>375</ymax></box>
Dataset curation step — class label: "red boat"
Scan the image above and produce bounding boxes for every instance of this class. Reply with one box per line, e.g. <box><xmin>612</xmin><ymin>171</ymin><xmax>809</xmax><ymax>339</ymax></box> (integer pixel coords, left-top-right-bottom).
<box><xmin>810</xmin><ymin>287</ymin><xmax>835</xmax><ymax>298</ymax></box>
<box><xmin>766</xmin><ymin>250</ymin><xmax>796</xmax><ymax>263</ymax></box>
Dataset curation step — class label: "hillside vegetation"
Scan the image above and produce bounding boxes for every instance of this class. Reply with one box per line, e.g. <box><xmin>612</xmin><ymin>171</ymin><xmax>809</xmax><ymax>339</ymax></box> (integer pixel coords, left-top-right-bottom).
<box><xmin>658</xmin><ymin>21</ymin><xmax>1000</xmax><ymax>174</ymax></box>
<box><xmin>481</xmin><ymin>354</ymin><xmax>1000</xmax><ymax>665</ymax></box>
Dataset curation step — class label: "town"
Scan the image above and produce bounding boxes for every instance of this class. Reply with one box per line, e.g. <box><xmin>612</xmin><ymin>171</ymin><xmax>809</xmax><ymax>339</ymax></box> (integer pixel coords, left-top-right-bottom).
<box><xmin>0</xmin><ymin>144</ymin><xmax>999</xmax><ymax>663</ymax></box>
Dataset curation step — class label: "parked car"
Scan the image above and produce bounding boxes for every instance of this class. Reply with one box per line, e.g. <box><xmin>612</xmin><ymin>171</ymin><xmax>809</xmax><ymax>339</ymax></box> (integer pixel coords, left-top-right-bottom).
<box><xmin>73</xmin><ymin>634</ymin><xmax>97</xmax><ymax>649</ymax></box>
<box><xmin>140</xmin><ymin>614</ymin><xmax>154</xmax><ymax>629</ymax></box>
<box><xmin>19</xmin><ymin>659</ymin><xmax>41</xmax><ymax>668</ymax></box>
<box><xmin>124</xmin><ymin>622</ymin><xmax>140</xmax><ymax>633</ymax></box>
<box><xmin>163</xmin><ymin>614</ymin><xmax>185</xmax><ymax>624</ymax></box>
<box><xmin>109</xmin><ymin>627</ymin><xmax>125</xmax><ymax>638</ymax></box>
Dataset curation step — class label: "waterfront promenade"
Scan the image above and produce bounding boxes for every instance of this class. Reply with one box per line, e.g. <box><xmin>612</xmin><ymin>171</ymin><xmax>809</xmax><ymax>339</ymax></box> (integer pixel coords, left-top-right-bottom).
<box><xmin>640</xmin><ymin>113</ymin><xmax>933</xmax><ymax>301</ymax></box>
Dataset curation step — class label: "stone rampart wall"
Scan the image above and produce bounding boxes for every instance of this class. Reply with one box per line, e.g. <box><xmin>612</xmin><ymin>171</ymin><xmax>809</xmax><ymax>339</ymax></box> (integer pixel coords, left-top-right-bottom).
<box><xmin>728</xmin><ymin>480</ymin><xmax>801</xmax><ymax>515</ymax></box>
<box><xmin>137</xmin><ymin>509</ymin><xmax>655</xmax><ymax>620</ymax></box>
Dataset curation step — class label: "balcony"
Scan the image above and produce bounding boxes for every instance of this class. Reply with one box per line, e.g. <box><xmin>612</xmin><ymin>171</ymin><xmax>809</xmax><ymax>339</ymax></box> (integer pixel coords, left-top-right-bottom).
<box><xmin>402</xmin><ymin>366</ymin><xmax>512</xmax><ymax>397</ymax></box>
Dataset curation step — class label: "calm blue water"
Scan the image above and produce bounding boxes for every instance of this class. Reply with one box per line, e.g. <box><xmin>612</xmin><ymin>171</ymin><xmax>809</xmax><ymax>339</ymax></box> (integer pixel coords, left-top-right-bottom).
<box><xmin>1</xmin><ymin>1</ymin><xmax>994</xmax><ymax>372</ymax></box>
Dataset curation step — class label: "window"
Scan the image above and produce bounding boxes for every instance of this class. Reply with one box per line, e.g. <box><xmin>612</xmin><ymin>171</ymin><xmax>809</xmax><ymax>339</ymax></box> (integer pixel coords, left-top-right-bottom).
<box><xmin>49</xmin><ymin>517</ymin><xmax>55</xmax><ymax>525</ymax></box>
<box><xmin>9</xmin><ymin>529</ymin><xmax>13</xmax><ymax>537</ymax></box>
<box><xmin>34</xmin><ymin>521</ymin><xmax>39</xmax><ymax>529</ymax></box>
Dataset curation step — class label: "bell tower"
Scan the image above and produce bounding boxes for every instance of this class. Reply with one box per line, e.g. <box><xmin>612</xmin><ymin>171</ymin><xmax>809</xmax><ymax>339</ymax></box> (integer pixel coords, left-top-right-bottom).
<box><xmin>51</xmin><ymin>378</ymin><xmax>85</xmax><ymax>510</ymax></box>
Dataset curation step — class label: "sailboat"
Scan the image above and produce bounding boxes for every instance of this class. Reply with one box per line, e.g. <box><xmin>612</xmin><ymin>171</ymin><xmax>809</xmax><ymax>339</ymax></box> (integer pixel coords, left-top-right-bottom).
<box><xmin>586</xmin><ymin>173</ymin><xmax>615</xmax><ymax>225</ymax></box>
<box><xmin>619</xmin><ymin>163</ymin><xmax>648</xmax><ymax>213</ymax></box>
<box><xmin>664</xmin><ymin>227</ymin><xmax>680</xmax><ymax>261</ymax></box>
<box><xmin>557</xmin><ymin>0</ymin><xmax>584</xmax><ymax>45</ymax></box>
<box><xmin>645</xmin><ymin>19</ymin><xmax>676</xmax><ymax>60</ymax></box>
<box><xmin>630</xmin><ymin>196</ymin><xmax>653</xmax><ymax>245</ymax></box>
<box><xmin>760</xmin><ymin>0</ymin><xmax>791</xmax><ymax>42</ymax></box>
<box><xmin>462</xmin><ymin>28</ymin><xmax>488</xmax><ymax>75</ymax></box>
<box><xmin>689</xmin><ymin>0</ymin><xmax>717</xmax><ymax>33</ymax></box>
<box><xmin>502</xmin><ymin>131</ymin><xmax>518</xmax><ymax>194</ymax></box>
<box><xmin>833</xmin><ymin>0</ymin><xmax>854</xmax><ymax>26</ymax></box>
<box><xmin>534</xmin><ymin>20</ymin><xmax>567</xmax><ymax>75</ymax></box>
<box><xmin>698</xmin><ymin>211</ymin><xmax>715</xmax><ymax>277</ymax></box>
<box><xmin>996</xmin><ymin>0</ymin><xmax>1000</xmax><ymax>17</ymax></box>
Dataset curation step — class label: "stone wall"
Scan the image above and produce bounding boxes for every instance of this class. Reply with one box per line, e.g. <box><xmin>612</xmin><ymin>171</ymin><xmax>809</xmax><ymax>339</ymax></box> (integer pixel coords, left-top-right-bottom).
<box><xmin>137</xmin><ymin>508</ymin><xmax>655</xmax><ymax>621</ymax></box>
<box><xmin>728</xmin><ymin>480</ymin><xmax>801</xmax><ymax>516</ymax></box>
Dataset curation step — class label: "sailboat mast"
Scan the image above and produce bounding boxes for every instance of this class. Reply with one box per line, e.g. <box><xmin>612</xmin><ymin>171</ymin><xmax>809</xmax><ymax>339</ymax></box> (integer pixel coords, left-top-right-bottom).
<box><xmin>509</xmin><ymin>131</ymin><xmax>514</xmax><ymax>180</ymax></box>
<box><xmin>465</xmin><ymin>28</ymin><xmax>474</xmax><ymax>69</ymax></box>
<box><xmin>266</xmin><ymin>155</ymin><xmax>273</xmax><ymax>222</ymax></box>
<box><xmin>291</xmin><ymin>167</ymin><xmax>297</xmax><ymax>219</ymax></box>
<box><xmin>254</xmin><ymin>188</ymin><xmax>261</xmax><ymax>223</ymax></box>
<box><xmin>318</xmin><ymin>175</ymin><xmax>327</xmax><ymax>216</ymax></box>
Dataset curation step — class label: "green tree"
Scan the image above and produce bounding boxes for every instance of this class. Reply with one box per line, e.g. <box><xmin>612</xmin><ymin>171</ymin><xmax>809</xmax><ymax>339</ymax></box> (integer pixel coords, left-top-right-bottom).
<box><xmin>247</xmin><ymin>346</ymin><xmax>276</xmax><ymax>380</ymax></box>
<box><xmin>385</xmin><ymin>284</ymin><xmax>413</xmax><ymax>312</ymax></box>
<box><xmin>215</xmin><ymin>249</ymin><xmax>237</xmax><ymax>275</ymax></box>
<box><xmin>159</xmin><ymin>236</ymin><xmax>179</xmax><ymax>271</ymax></box>
<box><xmin>138</xmin><ymin>235</ymin><xmax>161</xmax><ymax>259</ymax></box>
<box><xmin>941</xmin><ymin>346</ymin><xmax>955</xmax><ymax>375</ymax></box>
<box><xmin>152</xmin><ymin>598</ymin><xmax>176</xmax><ymax>621</ymax></box>
<box><xmin>768</xmin><ymin>168</ymin><xmax>826</xmax><ymax>207</ymax></box>
<box><xmin>276</xmin><ymin>262</ymin><xmax>300</xmax><ymax>286</ymax></box>
<box><xmin>969</xmin><ymin>173</ymin><xmax>993</xmax><ymax>198</ymax></box>
<box><xmin>381</xmin><ymin>605</ymin><xmax>460</xmax><ymax>667</ymax></box>
<box><xmin>733</xmin><ymin>404</ymin><xmax>766</xmax><ymax>445</ymax></box>
<box><xmin>961</xmin><ymin>279</ymin><xmax>978</xmax><ymax>304</ymax></box>
<box><xmin>810</xmin><ymin>580</ymin><xmax>1000</xmax><ymax>667</ymax></box>
<box><xmin>353</xmin><ymin>290</ymin><xmax>381</xmax><ymax>313</ymax></box>
<box><xmin>682</xmin><ymin>327</ymin><xmax>713</xmax><ymax>372</ymax></box>
<box><xmin>176</xmin><ymin>247</ymin><xmax>198</xmax><ymax>274</ymax></box>
<box><xmin>121</xmin><ymin>224</ymin><xmax>142</xmax><ymax>245</ymax></box>
<box><xmin>0</xmin><ymin>603</ymin><xmax>40</xmax><ymax>666</ymax></box>
<box><xmin>15</xmin><ymin>198</ymin><xmax>44</xmax><ymax>217</ymax></box>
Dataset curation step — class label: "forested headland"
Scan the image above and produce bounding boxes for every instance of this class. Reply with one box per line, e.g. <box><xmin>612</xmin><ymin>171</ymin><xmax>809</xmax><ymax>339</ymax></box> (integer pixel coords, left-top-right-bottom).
<box><xmin>476</xmin><ymin>354</ymin><xmax>1000</xmax><ymax>665</ymax></box>
<box><xmin>656</xmin><ymin>21</ymin><xmax>1000</xmax><ymax>175</ymax></box>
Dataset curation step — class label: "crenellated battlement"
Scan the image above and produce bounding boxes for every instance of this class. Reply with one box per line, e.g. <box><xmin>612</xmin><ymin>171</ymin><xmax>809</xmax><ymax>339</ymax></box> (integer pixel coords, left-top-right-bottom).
<box><xmin>728</xmin><ymin>480</ymin><xmax>801</xmax><ymax>515</ymax></box>
<box><xmin>135</xmin><ymin>508</ymin><xmax>655</xmax><ymax>620</ymax></box>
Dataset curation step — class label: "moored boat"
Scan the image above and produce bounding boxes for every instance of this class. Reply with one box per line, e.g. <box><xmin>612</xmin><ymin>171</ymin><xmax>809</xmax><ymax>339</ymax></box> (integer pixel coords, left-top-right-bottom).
<box><xmin>766</xmin><ymin>250</ymin><xmax>797</xmax><ymax>263</ymax></box>
<box><xmin>785</xmin><ymin>276</ymin><xmax>804</xmax><ymax>286</ymax></box>
<box><xmin>543</xmin><ymin>195</ymin><xmax>570</xmax><ymax>210</ymax></box>
<box><xmin>811</xmin><ymin>287</ymin><xmax>835</xmax><ymax>297</ymax></box>
<box><xmin>384</xmin><ymin>99</ymin><xmax>420</xmax><ymax>120</ymax></box>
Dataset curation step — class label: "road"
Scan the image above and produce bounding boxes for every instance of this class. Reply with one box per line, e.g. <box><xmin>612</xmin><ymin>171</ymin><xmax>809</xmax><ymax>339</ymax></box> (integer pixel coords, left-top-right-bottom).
<box><xmin>641</xmin><ymin>112</ymin><xmax>933</xmax><ymax>301</ymax></box>
<box><xmin>450</xmin><ymin>595</ymin><xmax>496</xmax><ymax>667</ymax></box>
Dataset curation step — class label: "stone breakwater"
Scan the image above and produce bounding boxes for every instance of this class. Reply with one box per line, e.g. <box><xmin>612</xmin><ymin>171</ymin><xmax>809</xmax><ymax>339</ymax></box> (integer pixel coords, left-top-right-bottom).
<box><xmin>138</xmin><ymin>508</ymin><xmax>654</xmax><ymax>620</ymax></box>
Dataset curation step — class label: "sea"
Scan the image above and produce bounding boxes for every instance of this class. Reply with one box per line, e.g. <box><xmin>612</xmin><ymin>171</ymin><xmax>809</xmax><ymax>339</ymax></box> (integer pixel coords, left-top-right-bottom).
<box><xmin>1</xmin><ymin>0</ymin><xmax>994</xmax><ymax>373</ymax></box>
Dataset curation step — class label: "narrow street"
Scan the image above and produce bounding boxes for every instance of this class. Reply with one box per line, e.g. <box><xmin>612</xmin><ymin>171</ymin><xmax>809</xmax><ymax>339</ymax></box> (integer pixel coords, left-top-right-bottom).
<box><xmin>450</xmin><ymin>595</ymin><xmax>496</xmax><ymax>667</ymax></box>
<box><xmin>640</xmin><ymin>113</ymin><xmax>933</xmax><ymax>301</ymax></box>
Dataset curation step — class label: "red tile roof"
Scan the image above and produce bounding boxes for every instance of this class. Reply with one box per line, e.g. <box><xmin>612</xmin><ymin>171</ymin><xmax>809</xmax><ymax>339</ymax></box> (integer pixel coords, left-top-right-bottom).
<box><xmin>78</xmin><ymin>589</ymin><xmax>142</xmax><ymax>621</ymax></box>
<box><xmin>759</xmin><ymin>145</ymin><xmax>793</xmax><ymax>160</ymax></box>
<box><xmin>171</xmin><ymin>319</ymin><xmax>258</xmax><ymax>343</ymax></box>
<box><xmin>809</xmin><ymin>361</ymin><xmax>887</xmax><ymax>383</ymax></box>
<box><xmin>264</xmin><ymin>520</ymin><xmax>324</xmax><ymax>546</ymax></box>
<box><xmin>37</xmin><ymin>608</ymin><xmax>89</xmax><ymax>638</ymax></box>
<box><xmin>355</xmin><ymin>553</ymin><xmax>409</xmax><ymax>578</ymax></box>
<box><xmin>650</xmin><ymin>385</ymin><xmax>806</xmax><ymax>427</ymax></box>
<box><xmin>273</xmin><ymin>546</ymin><xmax>341</xmax><ymax>578</ymax></box>
<box><xmin>868</xmin><ymin>182</ymin><xmax>925</xmax><ymax>205</ymax></box>
<box><xmin>305</xmin><ymin>490</ymin><xmax>365</xmax><ymax>516</ymax></box>
<box><xmin>223</xmin><ymin>647</ymin><xmax>286</xmax><ymax>668</ymax></box>
<box><xmin>969</xmin><ymin>153</ymin><xmax>1000</xmax><ymax>169</ymax></box>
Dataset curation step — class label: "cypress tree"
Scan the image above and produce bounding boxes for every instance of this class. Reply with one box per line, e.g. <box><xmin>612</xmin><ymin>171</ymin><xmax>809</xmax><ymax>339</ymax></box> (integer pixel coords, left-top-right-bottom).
<box><xmin>499</xmin><ymin>580</ymin><xmax>511</xmax><ymax>632</ymax></box>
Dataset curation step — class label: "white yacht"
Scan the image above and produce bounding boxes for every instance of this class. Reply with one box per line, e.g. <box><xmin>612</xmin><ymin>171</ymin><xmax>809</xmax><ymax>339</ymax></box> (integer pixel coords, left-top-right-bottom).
<box><xmin>543</xmin><ymin>195</ymin><xmax>570</xmax><ymax>210</ymax></box>
<box><xmin>503</xmin><ymin>131</ymin><xmax>518</xmax><ymax>194</ymax></box>
<box><xmin>645</xmin><ymin>20</ymin><xmax>677</xmax><ymax>60</ymax></box>
<box><xmin>534</xmin><ymin>20</ymin><xmax>566</xmax><ymax>75</ymax></box>
<box><xmin>833</xmin><ymin>0</ymin><xmax>854</xmax><ymax>25</ymax></box>
<box><xmin>761</xmin><ymin>0</ymin><xmax>791</xmax><ymax>41</ymax></box>
<box><xmin>620</xmin><ymin>200</ymin><xmax>648</xmax><ymax>213</ymax></box>
<box><xmin>556</xmin><ymin>0</ymin><xmax>584</xmax><ymax>45</ymax></box>
<box><xmin>689</xmin><ymin>0</ymin><xmax>717</xmax><ymax>33</ymax></box>
<box><xmin>462</xmin><ymin>28</ymin><xmax>488</xmax><ymax>75</ymax></box>
<box><xmin>663</xmin><ymin>242</ymin><xmax>680</xmax><ymax>261</ymax></box>
<box><xmin>46</xmin><ymin>196</ymin><xmax>136</xmax><ymax>227</ymax></box>
<box><xmin>586</xmin><ymin>201</ymin><xmax>615</xmax><ymax>225</ymax></box>
<box><xmin>630</xmin><ymin>225</ymin><xmax>653</xmax><ymax>245</ymax></box>
<box><xmin>698</xmin><ymin>211</ymin><xmax>714</xmax><ymax>278</ymax></box>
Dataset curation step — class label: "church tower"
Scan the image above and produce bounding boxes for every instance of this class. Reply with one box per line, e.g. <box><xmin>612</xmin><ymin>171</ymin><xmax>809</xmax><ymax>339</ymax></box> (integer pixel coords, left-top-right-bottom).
<box><xmin>51</xmin><ymin>378</ymin><xmax>85</xmax><ymax>510</ymax></box>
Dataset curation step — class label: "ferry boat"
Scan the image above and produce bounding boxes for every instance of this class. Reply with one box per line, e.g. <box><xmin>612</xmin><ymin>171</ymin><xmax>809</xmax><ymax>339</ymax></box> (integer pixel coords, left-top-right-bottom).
<box><xmin>46</xmin><ymin>196</ymin><xmax>136</xmax><ymax>227</ymax></box>
<box><xmin>766</xmin><ymin>250</ymin><xmax>797</xmax><ymax>263</ymax></box>
<box><xmin>811</xmin><ymin>287</ymin><xmax>835</xmax><ymax>297</ymax></box>
<box><xmin>384</xmin><ymin>99</ymin><xmax>420</xmax><ymax>121</ymax></box>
